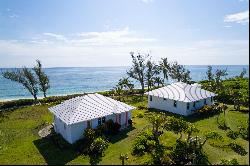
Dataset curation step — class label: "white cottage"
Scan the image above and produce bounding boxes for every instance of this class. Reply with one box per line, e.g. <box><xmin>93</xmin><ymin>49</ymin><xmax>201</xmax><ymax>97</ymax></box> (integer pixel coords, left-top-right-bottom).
<box><xmin>146</xmin><ymin>82</ymin><xmax>217</xmax><ymax>116</ymax></box>
<box><xmin>48</xmin><ymin>93</ymin><xmax>135</xmax><ymax>144</ymax></box>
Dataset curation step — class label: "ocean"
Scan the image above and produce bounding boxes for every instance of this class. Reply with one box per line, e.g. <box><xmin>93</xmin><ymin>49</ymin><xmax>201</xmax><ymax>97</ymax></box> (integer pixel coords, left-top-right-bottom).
<box><xmin>0</xmin><ymin>65</ymin><xmax>249</xmax><ymax>101</ymax></box>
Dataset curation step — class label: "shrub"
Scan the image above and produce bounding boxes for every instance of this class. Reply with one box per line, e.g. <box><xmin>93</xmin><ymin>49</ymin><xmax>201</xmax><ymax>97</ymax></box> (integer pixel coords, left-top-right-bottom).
<box><xmin>83</xmin><ymin>128</ymin><xmax>96</xmax><ymax>145</ymax></box>
<box><xmin>229</xmin><ymin>142</ymin><xmax>247</xmax><ymax>156</ymax></box>
<box><xmin>220</xmin><ymin>158</ymin><xmax>239</xmax><ymax>165</ymax></box>
<box><xmin>137</xmin><ymin>105</ymin><xmax>147</xmax><ymax>110</ymax></box>
<box><xmin>0</xmin><ymin>99</ymin><xmax>35</xmax><ymax>109</ymax></box>
<box><xmin>226</xmin><ymin>130</ymin><xmax>239</xmax><ymax>140</ymax></box>
<box><xmin>205</xmin><ymin>131</ymin><xmax>223</xmax><ymax>140</ymax></box>
<box><xmin>89</xmin><ymin>137</ymin><xmax>109</xmax><ymax>155</ymax></box>
<box><xmin>132</xmin><ymin>130</ymin><xmax>156</xmax><ymax>155</ymax></box>
<box><xmin>137</xmin><ymin>112</ymin><xmax>144</xmax><ymax>118</ymax></box>
<box><xmin>195</xmin><ymin>104</ymin><xmax>222</xmax><ymax>117</ymax></box>
<box><xmin>238</xmin><ymin>120</ymin><xmax>249</xmax><ymax>140</ymax></box>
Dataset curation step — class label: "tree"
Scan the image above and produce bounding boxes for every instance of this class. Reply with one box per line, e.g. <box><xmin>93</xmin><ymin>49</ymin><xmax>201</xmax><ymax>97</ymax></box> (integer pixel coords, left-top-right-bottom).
<box><xmin>239</xmin><ymin>68</ymin><xmax>247</xmax><ymax>78</ymax></box>
<box><xmin>164</xmin><ymin>117</ymin><xmax>189</xmax><ymax>139</ymax></box>
<box><xmin>117</xmin><ymin>77</ymin><xmax>134</xmax><ymax>96</ymax></box>
<box><xmin>169</xmin><ymin>61</ymin><xmax>192</xmax><ymax>83</ymax></box>
<box><xmin>112</xmin><ymin>85</ymin><xmax>123</xmax><ymax>101</ymax></box>
<box><xmin>127</xmin><ymin>52</ymin><xmax>149</xmax><ymax>95</ymax></box>
<box><xmin>153</xmin><ymin>77</ymin><xmax>164</xmax><ymax>88</ymax></box>
<box><xmin>2</xmin><ymin>67</ymin><xmax>39</xmax><ymax>101</ymax></box>
<box><xmin>159</xmin><ymin>57</ymin><xmax>171</xmax><ymax>83</ymax></box>
<box><xmin>206</xmin><ymin>65</ymin><xmax>214</xmax><ymax>81</ymax></box>
<box><xmin>145</xmin><ymin>60</ymin><xmax>160</xmax><ymax>91</ymax></box>
<box><xmin>33</xmin><ymin>60</ymin><xmax>50</xmax><ymax>98</ymax></box>
<box><xmin>147</xmin><ymin>112</ymin><xmax>166</xmax><ymax>143</ymax></box>
<box><xmin>119</xmin><ymin>153</ymin><xmax>129</xmax><ymax>165</ymax></box>
<box><xmin>214</xmin><ymin>69</ymin><xmax>228</xmax><ymax>89</ymax></box>
<box><xmin>230</xmin><ymin>82</ymin><xmax>244</xmax><ymax>111</ymax></box>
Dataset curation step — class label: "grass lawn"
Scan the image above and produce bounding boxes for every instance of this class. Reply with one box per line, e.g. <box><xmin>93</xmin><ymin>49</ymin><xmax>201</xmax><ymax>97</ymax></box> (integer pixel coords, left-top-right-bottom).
<box><xmin>0</xmin><ymin>95</ymin><xmax>249</xmax><ymax>165</ymax></box>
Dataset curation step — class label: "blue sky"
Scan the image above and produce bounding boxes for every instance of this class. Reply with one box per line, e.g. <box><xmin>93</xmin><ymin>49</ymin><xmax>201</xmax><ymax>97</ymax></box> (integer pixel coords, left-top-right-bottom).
<box><xmin>0</xmin><ymin>0</ymin><xmax>249</xmax><ymax>67</ymax></box>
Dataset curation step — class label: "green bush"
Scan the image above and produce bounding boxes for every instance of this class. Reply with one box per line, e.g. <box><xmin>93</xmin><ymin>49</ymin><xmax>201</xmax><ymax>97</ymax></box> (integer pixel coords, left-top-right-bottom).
<box><xmin>132</xmin><ymin>130</ymin><xmax>156</xmax><ymax>156</ymax></box>
<box><xmin>83</xmin><ymin>128</ymin><xmax>96</xmax><ymax>145</ymax></box>
<box><xmin>205</xmin><ymin>131</ymin><xmax>223</xmax><ymax>140</ymax></box>
<box><xmin>238</xmin><ymin>120</ymin><xmax>249</xmax><ymax>140</ymax></box>
<box><xmin>0</xmin><ymin>99</ymin><xmax>35</xmax><ymax>109</ymax></box>
<box><xmin>137</xmin><ymin>112</ymin><xmax>144</xmax><ymax>118</ymax></box>
<box><xmin>226</xmin><ymin>130</ymin><xmax>239</xmax><ymax>140</ymax></box>
<box><xmin>220</xmin><ymin>158</ymin><xmax>239</xmax><ymax>165</ymax></box>
<box><xmin>89</xmin><ymin>137</ymin><xmax>109</xmax><ymax>155</ymax></box>
<box><xmin>0</xmin><ymin>94</ymin><xmax>85</xmax><ymax>110</ymax></box>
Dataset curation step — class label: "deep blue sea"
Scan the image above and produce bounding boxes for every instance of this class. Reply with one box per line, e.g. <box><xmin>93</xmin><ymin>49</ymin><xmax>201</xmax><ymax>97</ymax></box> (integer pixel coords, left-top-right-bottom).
<box><xmin>0</xmin><ymin>65</ymin><xmax>249</xmax><ymax>101</ymax></box>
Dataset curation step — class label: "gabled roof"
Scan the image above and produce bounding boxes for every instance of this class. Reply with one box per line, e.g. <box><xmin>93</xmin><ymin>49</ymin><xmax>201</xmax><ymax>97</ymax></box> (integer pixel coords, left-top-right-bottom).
<box><xmin>146</xmin><ymin>82</ymin><xmax>217</xmax><ymax>102</ymax></box>
<box><xmin>48</xmin><ymin>93</ymin><xmax>135</xmax><ymax>125</ymax></box>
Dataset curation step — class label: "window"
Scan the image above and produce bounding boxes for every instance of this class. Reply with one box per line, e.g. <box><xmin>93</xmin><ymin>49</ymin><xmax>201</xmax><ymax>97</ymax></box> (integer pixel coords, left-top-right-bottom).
<box><xmin>98</xmin><ymin>118</ymin><xmax>101</xmax><ymax>125</ymax></box>
<box><xmin>204</xmin><ymin>99</ymin><xmax>207</xmax><ymax>105</ymax></box>
<box><xmin>87</xmin><ymin>120</ymin><xmax>91</xmax><ymax>128</ymax></box>
<box><xmin>193</xmin><ymin>102</ymin><xmax>196</xmax><ymax>107</ymax></box>
<box><xmin>150</xmin><ymin>95</ymin><xmax>152</xmax><ymax>101</ymax></box>
<box><xmin>187</xmin><ymin>103</ymin><xmax>190</xmax><ymax>110</ymax></box>
<box><xmin>163</xmin><ymin>98</ymin><xmax>166</xmax><ymax>100</ymax></box>
<box><xmin>102</xmin><ymin>117</ymin><xmax>106</xmax><ymax>123</ymax></box>
<box><xmin>174</xmin><ymin>100</ymin><xmax>177</xmax><ymax>107</ymax></box>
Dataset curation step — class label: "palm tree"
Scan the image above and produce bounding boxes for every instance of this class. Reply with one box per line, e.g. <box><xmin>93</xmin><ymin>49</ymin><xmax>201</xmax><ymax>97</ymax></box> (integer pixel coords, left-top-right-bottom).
<box><xmin>119</xmin><ymin>153</ymin><xmax>129</xmax><ymax>165</ymax></box>
<box><xmin>154</xmin><ymin>77</ymin><xmax>164</xmax><ymax>88</ymax></box>
<box><xmin>160</xmin><ymin>57</ymin><xmax>171</xmax><ymax>83</ymax></box>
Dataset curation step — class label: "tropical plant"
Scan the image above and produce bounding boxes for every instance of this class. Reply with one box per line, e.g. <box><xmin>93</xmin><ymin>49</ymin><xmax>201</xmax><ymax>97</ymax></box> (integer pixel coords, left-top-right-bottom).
<box><xmin>89</xmin><ymin>137</ymin><xmax>109</xmax><ymax>155</ymax></box>
<box><xmin>2</xmin><ymin>67</ymin><xmax>39</xmax><ymax>101</ymax></box>
<box><xmin>145</xmin><ymin>60</ymin><xmax>160</xmax><ymax>91</ymax></box>
<box><xmin>170</xmin><ymin>136</ymin><xmax>208</xmax><ymax>165</ymax></box>
<box><xmin>206</xmin><ymin>65</ymin><xmax>214</xmax><ymax>81</ymax></box>
<box><xmin>147</xmin><ymin>112</ymin><xmax>166</xmax><ymax>143</ymax></box>
<box><xmin>159</xmin><ymin>57</ymin><xmax>171</xmax><ymax>83</ymax></box>
<box><xmin>127</xmin><ymin>52</ymin><xmax>149</xmax><ymax>95</ymax></box>
<box><xmin>33</xmin><ymin>60</ymin><xmax>50</xmax><ymax>98</ymax></box>
<box><xmin>220</xmin><ymin>158</ymin><xmax>239</xmax><ymax>165</ymax></box>
<box><xmin>132</xmin><ymin>130</ymin><xmax>156</xmax><ymax>155</ymax></box>
<box><xmin>83</xmin><ymin>128</ymin><xmax>96</xmax><ymax>145</ymax></box>
<box><xmin>164</xmin><ymin>116</ymin><xmax>189</xmax><ymax>139</ymax></box>
<box><xmin>153</xmin><ymin>76</ymin><xmax>164</xmax><ymax>88</ymax></box>
<box><xmin>239</xmin><ymin>67</ymin><xmax>247</xmax><ymax>78</ymax></box>
<box><xmin>119</xmin><ymin>153</ymin><xmax>129</xmax><ymax>165</ymax></box>
<box><xmin>168</xmin><ymin>61</ymin><xmax>192</xmax><ymax>83</ymax></box>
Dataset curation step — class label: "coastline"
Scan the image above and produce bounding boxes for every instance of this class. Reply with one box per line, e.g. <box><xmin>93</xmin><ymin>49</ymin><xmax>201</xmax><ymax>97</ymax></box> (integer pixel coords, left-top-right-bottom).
<box><xmin>0</xmin><ymin>90</ymin><xmax>111</xmax><ymax>103</ymax></box>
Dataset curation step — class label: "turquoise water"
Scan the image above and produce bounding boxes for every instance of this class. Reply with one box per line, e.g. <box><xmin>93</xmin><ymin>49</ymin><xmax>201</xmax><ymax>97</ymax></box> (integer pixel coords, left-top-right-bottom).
<box><xmin>0</xmin><ymin>65</ymin><xmax>248</xmax><ymax>100</ymax></box>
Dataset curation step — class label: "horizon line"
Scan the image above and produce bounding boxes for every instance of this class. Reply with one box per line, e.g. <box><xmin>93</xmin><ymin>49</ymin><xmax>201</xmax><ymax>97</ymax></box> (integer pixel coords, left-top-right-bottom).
<box><xmin>0</xmin><ymin>64</ymin><xmax>249</xmax><ymax>69</ymax></box>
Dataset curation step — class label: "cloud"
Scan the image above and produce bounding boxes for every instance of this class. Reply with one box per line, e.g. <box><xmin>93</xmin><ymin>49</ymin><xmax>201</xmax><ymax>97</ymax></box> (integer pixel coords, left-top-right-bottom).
<box><xmin>224</xmin><ymin>25</ymin><xmax>232</xmax><ymax>28</ymax></box>
<box><xmin>224</xmin><ymin>10</ymin><xmax>249</xmax><ymax>24</ymax></box>
<box><xmin>0</xmin><ymin>39</ymin><xmax>248</xmax><ymax>67</ymax></box>
<box><xmin>43</xmin><ymin>33</ymin><xmax>67</xmax><ymax>41</ymax></box>
<box><xmin>8</xmin><ymin>14</ymin><xmax>19</xmax><ymax>18</ymax></box>
<box><xmin>35</xmin><ymin>28</ymin><xmax>157</xmax><ymax>46</ymax></box>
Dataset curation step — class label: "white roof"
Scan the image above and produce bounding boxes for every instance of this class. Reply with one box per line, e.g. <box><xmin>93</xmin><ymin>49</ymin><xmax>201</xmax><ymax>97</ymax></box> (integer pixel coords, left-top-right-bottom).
<box><xmin>146</xmin><ymin>82</ymin><xmax>217</xmax><ymax>102</ymax></box>
<box><xmin>48</xmin><ymin>93</ymin><xmax>135</xmax><ymax>125</ymax></box>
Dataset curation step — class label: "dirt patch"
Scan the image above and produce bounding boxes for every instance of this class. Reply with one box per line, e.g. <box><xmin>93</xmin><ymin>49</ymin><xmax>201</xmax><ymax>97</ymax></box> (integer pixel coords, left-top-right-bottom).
<box><xmin>38</xmin><ymin>124</ymin><xmax>54</xmax><ymax>138</ymax></box>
